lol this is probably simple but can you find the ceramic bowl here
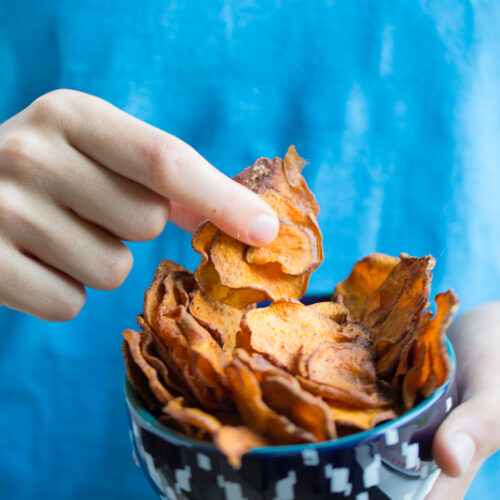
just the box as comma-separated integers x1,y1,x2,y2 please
125,337,457,500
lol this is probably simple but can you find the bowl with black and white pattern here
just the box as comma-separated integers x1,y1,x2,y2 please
125,338,457,500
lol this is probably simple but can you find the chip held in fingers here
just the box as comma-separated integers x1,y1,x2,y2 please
192,146,322,308
122,147,458,468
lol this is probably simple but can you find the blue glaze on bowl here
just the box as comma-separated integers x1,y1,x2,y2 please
125,338,457,500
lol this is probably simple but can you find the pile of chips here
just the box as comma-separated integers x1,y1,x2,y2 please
122,147,459,467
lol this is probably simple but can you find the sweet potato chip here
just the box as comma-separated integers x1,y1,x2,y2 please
334,253,400,321
188,288,249,348
209,231,310,307
233,350,336,440
192,147,322,308
143,260,191,330
308,301,350,324
260,376,336,441
400,291,458,409
297,341,389,409
122,339,162,413
246,222,314,274
330,406,398,432
122,329,174,406
240,300,346,372
214,426,270,468
166,306,232,411
225,358,317,444
307,341,377,388
234,146,318,216
162,397,222,437
244,190,322,276
363,255,435,379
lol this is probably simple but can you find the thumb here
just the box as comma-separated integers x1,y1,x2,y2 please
432,390,500,477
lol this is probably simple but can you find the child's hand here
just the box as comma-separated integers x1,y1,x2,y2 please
0,90,278,321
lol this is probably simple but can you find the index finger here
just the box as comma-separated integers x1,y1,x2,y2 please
41,90,279,246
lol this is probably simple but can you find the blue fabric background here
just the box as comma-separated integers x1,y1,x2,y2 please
0,1,499,498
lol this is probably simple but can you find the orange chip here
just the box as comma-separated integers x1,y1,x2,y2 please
136,316,192,399
244,190,322,276
260,376,336,441
188,288,250,348
225,358,317,444
192,147,322,308
307,341,377,389
233,350,336,440
162,397,222,437
143,260,191,330
209,231,310,307
214,426,270,469
308,301,350,324
330,406,398,432
246,221,314,275
240,300,346,372
122,329,174,406
401,290,458,409
166,305,232,411
234,146,319,216
341,322,373,346
333,253,400,321
298,341,390,409
362,254,435,379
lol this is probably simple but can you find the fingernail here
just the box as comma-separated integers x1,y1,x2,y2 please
248,214,279,245
449,431,475,475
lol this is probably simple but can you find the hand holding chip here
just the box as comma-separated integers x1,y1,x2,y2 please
426,301,500,499
0,90,278,320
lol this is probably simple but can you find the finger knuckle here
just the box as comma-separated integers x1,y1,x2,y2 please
146,136,182,188
0,130,41,174
99,244,133,290
0,181,24,225
29,89,74,125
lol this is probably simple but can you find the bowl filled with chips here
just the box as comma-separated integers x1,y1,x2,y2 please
123,148,459,500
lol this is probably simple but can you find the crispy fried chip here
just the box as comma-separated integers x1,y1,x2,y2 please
245,221,314,274
233,350,336,440
307,341,377,388
364,254,435,379
297,341,389,409
244,190,322,276
400,291,458,409
166,305,232,411
188,288,250,348
143,260,191,330
122,329,174,406
260,376,336,441
214,426,270,468
192,147,322,308
162,397,222,437
225,358,317,444
308,301,350,324
240,300,346,372
330,406,398,432
333,253,400,321
208,231,310,307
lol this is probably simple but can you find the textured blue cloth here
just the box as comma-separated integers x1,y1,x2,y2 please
0,1,499,498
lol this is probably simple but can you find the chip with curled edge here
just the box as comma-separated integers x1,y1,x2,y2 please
239,299,347,372
192,146,322,308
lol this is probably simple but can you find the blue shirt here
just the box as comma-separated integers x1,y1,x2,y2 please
0,1,499,498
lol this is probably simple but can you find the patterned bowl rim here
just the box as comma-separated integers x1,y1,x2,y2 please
125,337,456,456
